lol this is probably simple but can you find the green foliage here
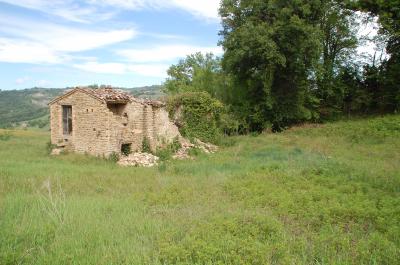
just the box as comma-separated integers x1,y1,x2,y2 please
141,137,152,153
164,52,230,100
156,137,182,161
0,88,62,128
28,117,49,128
46,141,57,155
168,91,224,143
349,0,400,114
220,0,322,131
108,152,120,163
316,1,359,116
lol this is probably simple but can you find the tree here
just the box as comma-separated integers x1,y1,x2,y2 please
350,0,400,112
164,53,230,101
220,0,322,131
317,1,358,116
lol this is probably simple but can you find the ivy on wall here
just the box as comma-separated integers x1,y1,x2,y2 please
167,92,224,143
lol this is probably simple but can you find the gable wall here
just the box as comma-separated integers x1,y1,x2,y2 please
50,91,112,156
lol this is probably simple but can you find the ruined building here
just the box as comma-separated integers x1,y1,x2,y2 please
49,87,181,156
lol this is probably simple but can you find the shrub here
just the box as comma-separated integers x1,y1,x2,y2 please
167,91,224,143
46,141,57,155
156,136,182,161
108,152,119,163
142,137,152,153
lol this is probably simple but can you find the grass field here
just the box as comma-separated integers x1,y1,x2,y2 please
0,115,399,264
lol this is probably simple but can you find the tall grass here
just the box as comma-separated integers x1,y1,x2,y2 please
0,115,399,264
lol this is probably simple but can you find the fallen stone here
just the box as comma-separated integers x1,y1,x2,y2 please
117,152,159,167
51,148,63,156
172,138,218,160
194,138,218,153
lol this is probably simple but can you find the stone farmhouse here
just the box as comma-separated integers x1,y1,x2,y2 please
49,87,181,157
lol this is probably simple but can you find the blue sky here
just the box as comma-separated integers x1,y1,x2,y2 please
0,0,223,90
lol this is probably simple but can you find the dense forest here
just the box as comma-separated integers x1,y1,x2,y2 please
164,0,399,138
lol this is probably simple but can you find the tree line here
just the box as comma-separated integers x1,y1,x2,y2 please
164,0,399,135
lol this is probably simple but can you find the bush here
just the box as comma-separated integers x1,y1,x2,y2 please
108,152,119,163
46,141,57,154
142,137,152,153
167,92,224,143
156,137,182,161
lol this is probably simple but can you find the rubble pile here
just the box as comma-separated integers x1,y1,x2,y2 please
118,152,159,167
172,138,218,160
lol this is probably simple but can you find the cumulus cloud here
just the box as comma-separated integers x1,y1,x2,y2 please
117,44,223,63
73,62,127,74
127,64,170,77
73,61,169,77
0,0,220,22
0,15,136,64
0,38,63,64
91,0,220,21
0,0,115,23
15,76,30,85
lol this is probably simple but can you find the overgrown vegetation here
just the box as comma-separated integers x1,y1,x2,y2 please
155,137,181,161
108,152,120,163
167,91,224,143
0,115,399,264
164,0,399,135
142,137,152,153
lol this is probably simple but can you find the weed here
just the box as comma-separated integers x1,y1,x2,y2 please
142,137,152,153
0,115,399,264
46,140,57,154
108,152,119,163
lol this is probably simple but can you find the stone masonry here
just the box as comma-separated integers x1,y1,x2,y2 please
49,87,181,157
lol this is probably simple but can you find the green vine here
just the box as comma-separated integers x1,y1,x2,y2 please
167,92,224,143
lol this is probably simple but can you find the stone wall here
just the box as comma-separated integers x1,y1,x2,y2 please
50,90,112,156
50,90,181,157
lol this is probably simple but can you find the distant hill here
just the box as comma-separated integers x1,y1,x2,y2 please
0,85,164,128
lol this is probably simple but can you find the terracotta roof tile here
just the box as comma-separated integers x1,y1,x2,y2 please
50,86,165,106
82,87,133,103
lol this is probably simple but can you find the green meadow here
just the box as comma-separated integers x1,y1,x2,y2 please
0,115,399,264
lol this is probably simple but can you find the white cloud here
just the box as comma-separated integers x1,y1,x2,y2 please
0,15,137,52
169,0,220,20
73,62,126,74
73,61,169,77
92,0,220,20
0,38,63,64
0,15,136,64
127,64,169,77
15,76,30,85
0,0,114,23
117,44,223,63
38,79,50,86
0,0,220,22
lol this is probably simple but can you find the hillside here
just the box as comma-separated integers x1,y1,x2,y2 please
0,85,164,128
0,115,399,264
